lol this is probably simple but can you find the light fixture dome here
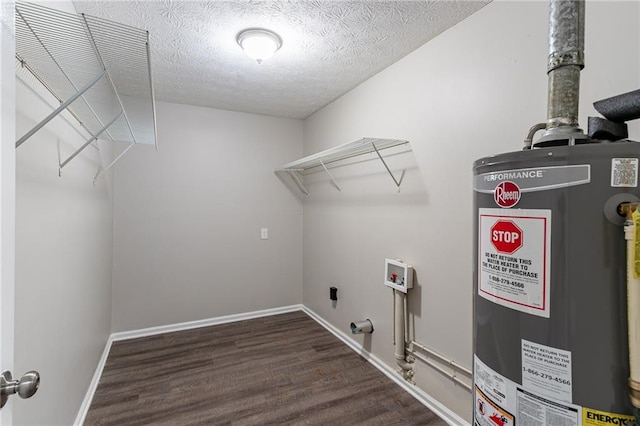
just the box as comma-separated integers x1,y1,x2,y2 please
236,28,282,64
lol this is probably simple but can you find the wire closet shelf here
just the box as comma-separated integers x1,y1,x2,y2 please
276,137,411,194
15,1,157,180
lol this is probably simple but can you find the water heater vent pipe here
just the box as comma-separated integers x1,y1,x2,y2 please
534,0,589,147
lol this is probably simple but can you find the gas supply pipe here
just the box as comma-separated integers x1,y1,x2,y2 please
619,203,640,422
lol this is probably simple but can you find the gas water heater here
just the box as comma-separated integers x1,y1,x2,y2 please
473,1,640,426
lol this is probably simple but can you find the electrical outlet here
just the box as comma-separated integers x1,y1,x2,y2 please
261,228,268,240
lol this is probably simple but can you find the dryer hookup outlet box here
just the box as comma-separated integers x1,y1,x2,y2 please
329,287,338,301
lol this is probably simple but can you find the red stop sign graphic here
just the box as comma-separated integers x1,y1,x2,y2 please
491,220,523,254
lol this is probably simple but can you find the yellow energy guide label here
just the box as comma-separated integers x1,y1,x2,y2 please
583,407,635,426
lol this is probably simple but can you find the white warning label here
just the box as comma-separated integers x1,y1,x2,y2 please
478,208,551,317
475,357,514,426
475,355,583,426
611,158,638,187
516,387,579,426
475,356,509,406
522,339,572,402
476,387,515,426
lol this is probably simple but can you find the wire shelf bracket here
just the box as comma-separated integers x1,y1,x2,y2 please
286,170,309,195
59,110,122,173
15,70,106,148
14,1,157,178
275,137,411,194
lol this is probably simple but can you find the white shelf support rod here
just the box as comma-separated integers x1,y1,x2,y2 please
81,13,138,146
59,110,123,171
372,142,402,190
319,160,341,192
145,33,158,150
15,70,106,148
286,170,309,195
93,142,134,184
17,56,107,147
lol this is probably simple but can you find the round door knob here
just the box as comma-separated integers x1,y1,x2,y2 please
1,370,40,408
17,371,40,399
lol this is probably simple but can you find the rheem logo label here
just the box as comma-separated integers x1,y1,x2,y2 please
494,181,521,208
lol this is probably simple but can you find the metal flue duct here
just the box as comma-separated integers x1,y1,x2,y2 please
535,0,589,147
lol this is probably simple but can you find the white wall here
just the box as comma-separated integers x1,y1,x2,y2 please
111,101,303,332
302,0,640,421
14,72,114,423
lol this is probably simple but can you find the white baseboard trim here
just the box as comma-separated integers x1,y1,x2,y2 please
73,336,113,426
301,306,470,426
110,304,304,342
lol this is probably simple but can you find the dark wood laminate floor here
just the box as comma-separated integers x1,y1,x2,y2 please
84,311,447,425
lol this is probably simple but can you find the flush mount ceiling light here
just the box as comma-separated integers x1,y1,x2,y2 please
236,28,282,64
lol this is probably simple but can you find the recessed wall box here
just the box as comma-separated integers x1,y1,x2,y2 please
384,258,413,293
330,287,338,301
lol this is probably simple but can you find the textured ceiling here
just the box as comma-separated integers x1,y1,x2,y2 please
72,0,490,119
